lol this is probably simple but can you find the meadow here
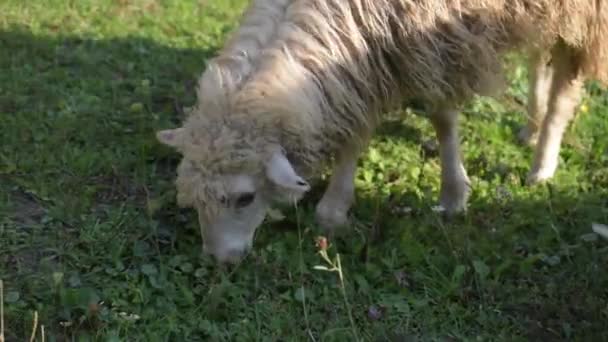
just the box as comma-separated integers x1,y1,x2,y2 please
1,0,607,340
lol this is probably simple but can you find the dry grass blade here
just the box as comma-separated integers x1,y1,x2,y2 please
293,202,316,342
0,279,4,342
313,239,360,342
29,311,38,342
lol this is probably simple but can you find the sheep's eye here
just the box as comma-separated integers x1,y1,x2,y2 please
235,192,255,208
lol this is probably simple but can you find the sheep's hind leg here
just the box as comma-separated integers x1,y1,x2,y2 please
315,142,361,232
518,50,554,146
429,107,471,214
527,43,584,184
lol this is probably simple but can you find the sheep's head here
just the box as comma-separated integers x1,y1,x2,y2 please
156,113,310,263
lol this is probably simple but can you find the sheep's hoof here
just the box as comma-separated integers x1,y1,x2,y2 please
517,126,538,147
439,198,467,216
315,204,350,234
439,179,471,215
526,167,556,185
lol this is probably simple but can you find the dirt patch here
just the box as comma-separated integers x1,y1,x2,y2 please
7,189,47,228
2,188,61,276
92,172,147,207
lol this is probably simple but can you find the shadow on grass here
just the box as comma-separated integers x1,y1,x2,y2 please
0,24,215,119
0,25,216,339
0,24,216,213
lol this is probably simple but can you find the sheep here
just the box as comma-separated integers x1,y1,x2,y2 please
518,44,606,184
156,0,608,263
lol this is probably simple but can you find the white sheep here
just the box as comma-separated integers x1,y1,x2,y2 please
519,45,605,183
157,0,608,263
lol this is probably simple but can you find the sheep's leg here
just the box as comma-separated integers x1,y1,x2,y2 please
518,51,554,146
527,43,584,184
315,143,360,231
429,108,471,214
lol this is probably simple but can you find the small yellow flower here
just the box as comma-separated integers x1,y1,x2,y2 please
580,103,589,113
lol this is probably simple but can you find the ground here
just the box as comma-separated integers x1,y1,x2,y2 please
1,0,607,341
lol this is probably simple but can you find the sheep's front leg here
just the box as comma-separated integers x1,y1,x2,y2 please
527,43,584,184
429,108,471,214
315,143,360,231
518,50,554,146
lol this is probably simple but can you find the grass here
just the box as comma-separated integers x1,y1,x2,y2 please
1,0,607,340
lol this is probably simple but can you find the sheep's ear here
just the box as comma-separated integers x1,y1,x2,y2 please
265,151,310,195
156,128,185,148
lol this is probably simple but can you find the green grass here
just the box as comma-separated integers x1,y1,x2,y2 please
1,1,607,340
